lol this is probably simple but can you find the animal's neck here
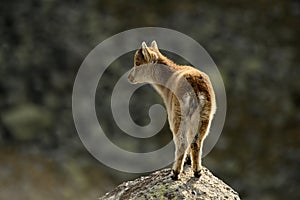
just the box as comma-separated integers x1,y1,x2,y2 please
137,60,178,85
157,55,181,70
150,62,181,104
137,56,181,103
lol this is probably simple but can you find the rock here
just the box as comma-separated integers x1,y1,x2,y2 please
99,166,240,200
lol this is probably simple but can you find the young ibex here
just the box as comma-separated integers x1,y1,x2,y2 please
128,41,216,180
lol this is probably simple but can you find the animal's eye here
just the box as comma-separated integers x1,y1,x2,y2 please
135,61,139,66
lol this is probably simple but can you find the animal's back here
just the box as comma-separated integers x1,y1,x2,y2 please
172,65,216,117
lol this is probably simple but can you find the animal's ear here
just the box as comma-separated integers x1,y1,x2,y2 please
141,41,148,50
151,40,158,49
141,41,158,63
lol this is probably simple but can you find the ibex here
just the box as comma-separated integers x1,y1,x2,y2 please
128,41,216,180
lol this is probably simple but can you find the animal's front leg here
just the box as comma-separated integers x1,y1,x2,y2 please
171,134,188,180
184,149,191,165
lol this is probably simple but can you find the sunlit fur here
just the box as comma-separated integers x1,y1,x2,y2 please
128,41,216,180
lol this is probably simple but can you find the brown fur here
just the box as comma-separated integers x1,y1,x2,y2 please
128,41,216,180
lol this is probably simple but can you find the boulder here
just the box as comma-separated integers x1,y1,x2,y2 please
100,166,240,200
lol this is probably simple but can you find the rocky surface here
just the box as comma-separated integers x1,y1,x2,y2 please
99,166,240,200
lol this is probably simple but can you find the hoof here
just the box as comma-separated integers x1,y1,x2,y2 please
194,170,201,178
171,170,179,180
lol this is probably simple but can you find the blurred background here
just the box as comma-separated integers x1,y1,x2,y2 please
0,0,299,199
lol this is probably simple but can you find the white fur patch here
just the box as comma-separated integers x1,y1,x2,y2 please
199,93,205,107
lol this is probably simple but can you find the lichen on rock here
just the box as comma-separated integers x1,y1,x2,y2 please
99,166,240,200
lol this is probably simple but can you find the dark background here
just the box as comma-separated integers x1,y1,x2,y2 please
0,0,299,199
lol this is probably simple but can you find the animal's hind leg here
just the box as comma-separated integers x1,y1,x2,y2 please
190,140,202,178
191,119,210,178
171,133,188,180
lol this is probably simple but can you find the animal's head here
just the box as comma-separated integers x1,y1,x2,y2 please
128,41,160,83
134,41,160,66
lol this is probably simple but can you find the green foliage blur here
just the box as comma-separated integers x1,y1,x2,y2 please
0,0,299,199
